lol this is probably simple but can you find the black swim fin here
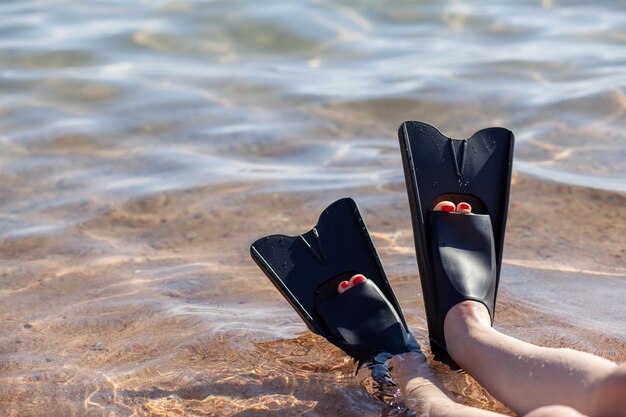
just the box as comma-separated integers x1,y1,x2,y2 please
250,198,419,361
398,121,514,367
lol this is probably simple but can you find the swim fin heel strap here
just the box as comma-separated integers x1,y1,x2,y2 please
250,198,418,361
399,121,514,367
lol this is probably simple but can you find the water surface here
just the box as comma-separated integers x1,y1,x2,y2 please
1,0,625,416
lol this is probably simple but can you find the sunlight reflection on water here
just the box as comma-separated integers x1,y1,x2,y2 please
0,0,624,416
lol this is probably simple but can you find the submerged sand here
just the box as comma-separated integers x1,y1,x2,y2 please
1,172,624,416
1,0,625,415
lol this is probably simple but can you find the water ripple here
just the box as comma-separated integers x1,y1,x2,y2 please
1,0,625,416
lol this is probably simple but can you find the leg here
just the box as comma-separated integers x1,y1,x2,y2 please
590,362,626,417
444,300,620,416
390,353,589,417
525,406,588,417
390,352,510,417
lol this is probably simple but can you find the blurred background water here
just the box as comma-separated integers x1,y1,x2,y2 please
0,0,625,416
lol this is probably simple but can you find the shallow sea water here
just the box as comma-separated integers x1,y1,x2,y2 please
0,0,625,416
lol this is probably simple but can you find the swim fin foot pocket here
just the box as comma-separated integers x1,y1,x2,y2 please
250,198,419,361
316,279,413,358
428,211,497,363
399,121,514,368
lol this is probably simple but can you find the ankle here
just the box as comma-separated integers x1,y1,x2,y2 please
443,301,491,363
447,300,491,327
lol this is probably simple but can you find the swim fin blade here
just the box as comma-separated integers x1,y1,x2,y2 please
250,198,419,361
398,121,514,367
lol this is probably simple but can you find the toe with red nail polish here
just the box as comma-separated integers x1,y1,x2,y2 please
338,280,352,294
457,202,472,214
434,201,456,212
350,274,366,286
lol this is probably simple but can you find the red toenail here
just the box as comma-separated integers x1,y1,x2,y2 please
351,275,366,285
458,203,470,210
441,205,454,212
339,281,350,289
